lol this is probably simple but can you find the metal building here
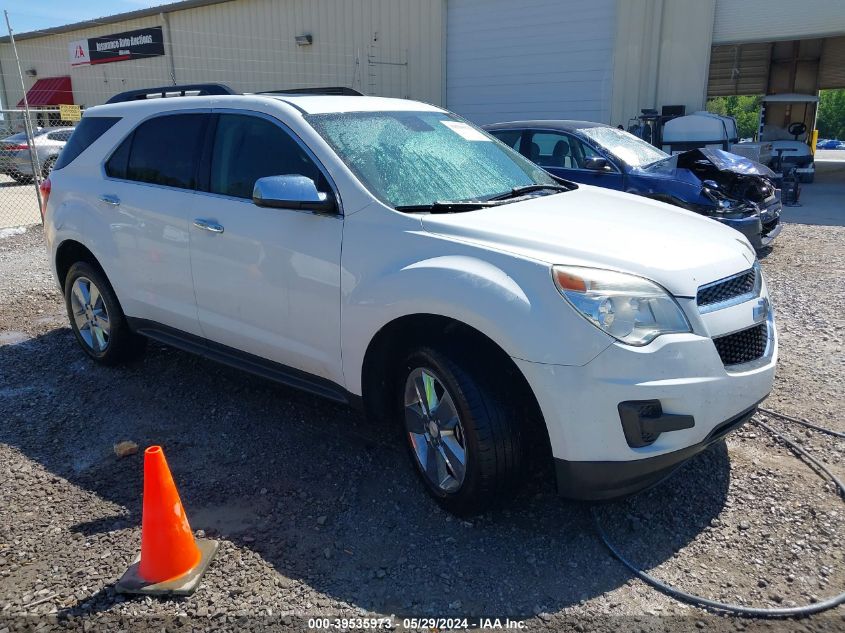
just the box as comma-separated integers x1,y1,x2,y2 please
0,0,445,115
0,0,843,127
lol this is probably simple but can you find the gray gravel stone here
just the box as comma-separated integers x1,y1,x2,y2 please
0,224,842,632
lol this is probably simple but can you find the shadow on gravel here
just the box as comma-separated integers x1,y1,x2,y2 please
0,328,731,619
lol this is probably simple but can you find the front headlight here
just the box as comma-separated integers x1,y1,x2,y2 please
552,266,691,346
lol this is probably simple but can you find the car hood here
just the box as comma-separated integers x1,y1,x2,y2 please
420,185,756,298
638,147,776,179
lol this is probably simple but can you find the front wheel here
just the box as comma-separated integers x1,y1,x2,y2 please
400,347,524,516
64,261,146,365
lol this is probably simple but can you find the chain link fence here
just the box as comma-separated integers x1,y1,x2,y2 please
0,107,79,229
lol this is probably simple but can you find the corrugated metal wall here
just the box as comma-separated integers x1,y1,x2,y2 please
446,0,616,124
0,0,444,109
713,0,845,45
0,14,169,109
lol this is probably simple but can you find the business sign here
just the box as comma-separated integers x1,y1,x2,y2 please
69,39,90,66
59,104,82,121
68,27,165,66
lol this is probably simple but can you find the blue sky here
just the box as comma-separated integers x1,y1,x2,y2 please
3,0,167,35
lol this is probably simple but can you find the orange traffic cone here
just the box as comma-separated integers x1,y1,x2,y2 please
116,446,218,596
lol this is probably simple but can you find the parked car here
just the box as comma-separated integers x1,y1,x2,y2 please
43,87,776,514
816,138,843,150
0,126,75,183
484,120,782,251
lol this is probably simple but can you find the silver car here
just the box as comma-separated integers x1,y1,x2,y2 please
0,127,75,183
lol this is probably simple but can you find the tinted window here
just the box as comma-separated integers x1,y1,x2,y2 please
106,133,132,179
490,130,522,150
126,114,207,189
209,114,326,199
53,117,120,170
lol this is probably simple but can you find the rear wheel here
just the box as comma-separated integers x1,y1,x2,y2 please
64,262,146,365
400,347,524,516
41,156,56,178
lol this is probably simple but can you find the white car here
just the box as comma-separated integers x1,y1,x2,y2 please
42,85,776,515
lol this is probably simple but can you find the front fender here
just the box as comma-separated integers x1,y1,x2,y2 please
340,208,612,395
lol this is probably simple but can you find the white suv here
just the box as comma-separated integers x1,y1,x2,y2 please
43,85,776,514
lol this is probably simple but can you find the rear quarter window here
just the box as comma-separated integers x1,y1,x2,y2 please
53,117,120,170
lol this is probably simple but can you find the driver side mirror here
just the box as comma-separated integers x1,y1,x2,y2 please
252,175,337,214
583,156,612,172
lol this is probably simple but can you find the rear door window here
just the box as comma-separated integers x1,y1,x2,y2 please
208,114,327,199
122,114,208,190
53,117,120,170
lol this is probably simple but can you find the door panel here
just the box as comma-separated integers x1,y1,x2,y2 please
104,112,209,336
189,113,343,383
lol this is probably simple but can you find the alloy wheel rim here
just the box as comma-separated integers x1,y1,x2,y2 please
403,367,467,493
70,276,111,353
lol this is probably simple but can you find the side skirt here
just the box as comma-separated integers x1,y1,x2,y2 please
126,317,361,409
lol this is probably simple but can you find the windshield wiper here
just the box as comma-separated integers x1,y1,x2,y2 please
486,183,572,201
395,201,497,214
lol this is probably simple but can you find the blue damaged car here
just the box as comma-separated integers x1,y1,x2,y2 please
484,120,782,250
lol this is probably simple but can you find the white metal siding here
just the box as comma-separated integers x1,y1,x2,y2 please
446,0,616,124
713,0,845,44
0,0,445,109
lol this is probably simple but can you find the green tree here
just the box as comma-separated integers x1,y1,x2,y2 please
705,95,762,139
817,89,845,140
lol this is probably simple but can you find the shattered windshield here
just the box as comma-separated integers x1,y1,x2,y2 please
307,111,556,208
578,127,669,168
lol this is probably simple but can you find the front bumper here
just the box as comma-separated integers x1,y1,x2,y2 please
554,402,758,499
717,200,782,250
514,302,776,500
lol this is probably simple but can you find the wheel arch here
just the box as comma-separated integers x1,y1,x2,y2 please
55,239,107,291
360,313,552,466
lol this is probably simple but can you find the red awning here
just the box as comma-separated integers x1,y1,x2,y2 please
17,76,73,107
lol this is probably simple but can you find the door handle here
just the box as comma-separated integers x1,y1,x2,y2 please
193,218,224,234
99,194,120,206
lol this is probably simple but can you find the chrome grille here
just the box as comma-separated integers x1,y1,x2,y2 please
697,267,757,309
713,323,768,366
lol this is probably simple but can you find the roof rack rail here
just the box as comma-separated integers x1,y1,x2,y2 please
105,83,237,104
257,86,363,96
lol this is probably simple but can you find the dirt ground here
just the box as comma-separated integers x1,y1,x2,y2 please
0,224,843,632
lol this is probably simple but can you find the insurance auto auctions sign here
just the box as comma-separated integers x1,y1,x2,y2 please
69,27,165,66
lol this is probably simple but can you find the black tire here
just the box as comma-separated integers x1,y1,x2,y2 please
398,346,524,516
64,261,146,365
41,156,56,179
798,171,814,184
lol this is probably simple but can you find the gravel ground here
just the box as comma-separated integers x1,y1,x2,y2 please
0,224,843,632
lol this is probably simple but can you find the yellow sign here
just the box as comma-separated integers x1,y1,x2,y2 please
59,104,81,122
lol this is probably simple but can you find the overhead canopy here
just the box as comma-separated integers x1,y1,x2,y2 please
17,76,73,107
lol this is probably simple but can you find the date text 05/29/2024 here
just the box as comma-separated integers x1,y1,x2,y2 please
308,617,526,629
